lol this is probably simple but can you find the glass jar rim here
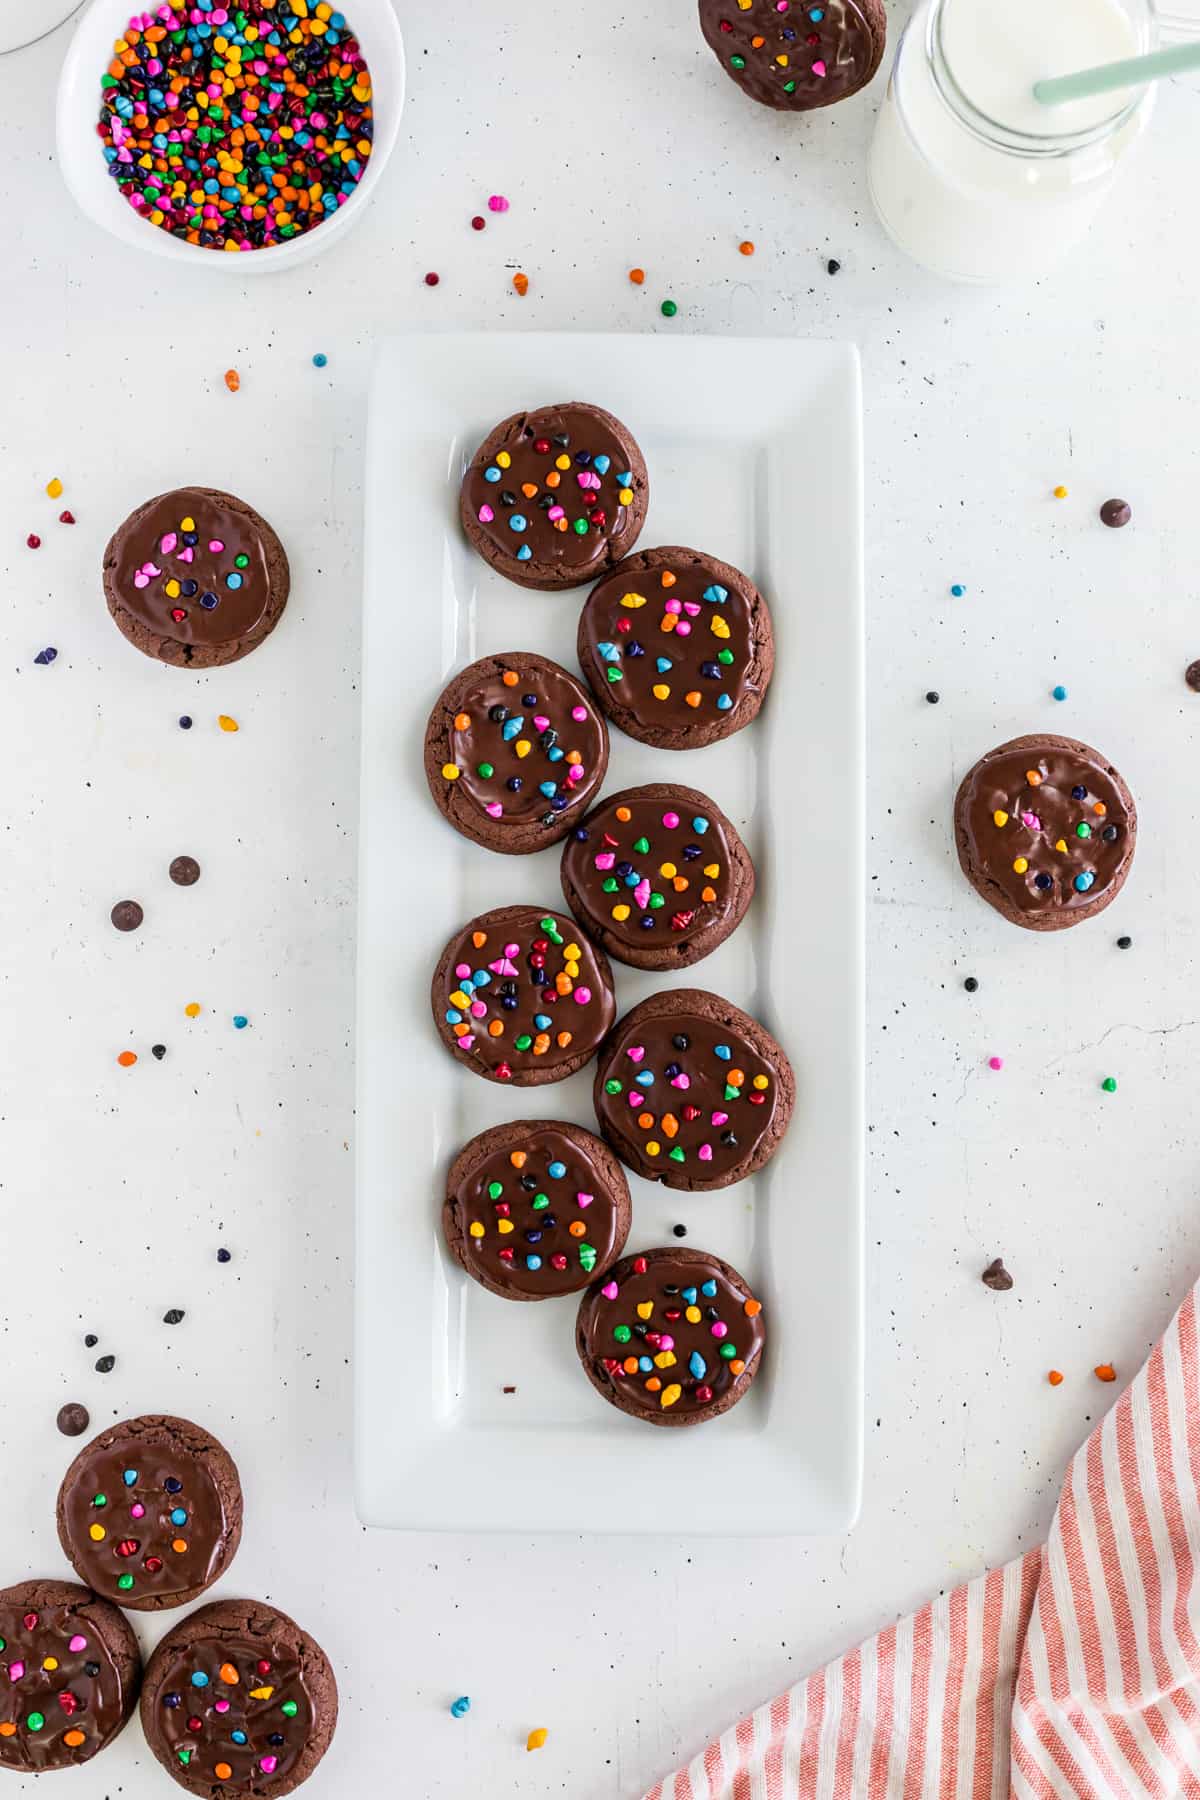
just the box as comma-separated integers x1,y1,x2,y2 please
927,0,1155,156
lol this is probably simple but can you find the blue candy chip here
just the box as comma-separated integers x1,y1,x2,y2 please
714,1044,731,1061
502,718,523,740
635,1070,654,1087
516,545,532,561
656,657,672,673
701,1279,718,1298
509,514,528,532
123,1470,138,1487
548,1161,567,1179
689,1351,707,1379
526,1255,542,1271
484,466,501,483
692,817,709,833
702,585,729,604
539,781,557,798
593,454,611,474
534,1014,552,1031
681,1287,698,1305
716,695,734,711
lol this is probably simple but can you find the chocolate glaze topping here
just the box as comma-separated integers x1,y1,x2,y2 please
106,487,271,648
59,1432,230,1606
699,0,882,110
152,1633,312,1791
0,1598,131,1770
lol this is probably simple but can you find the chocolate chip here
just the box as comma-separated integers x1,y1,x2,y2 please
162,1308,185,1325
110,900,144,932
1186,661,1200,694
672,1034,690,1050
56,1403,90,1437
672,1224,687,1238
152,1044,167,1060
84,1662,101,1679
1117,935,1132,949
502,1385,517,1394
827,258,841,274
169,856,201,887
178,716,192,730
94,1354,116,1373
963,976,979,992
1099,498,1131,528
981,1257,1013,1292
83,1334,98,1348
925,691,939,704
216,1248,232,1263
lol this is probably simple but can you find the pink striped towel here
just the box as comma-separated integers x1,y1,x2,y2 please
645,1281,1200,1799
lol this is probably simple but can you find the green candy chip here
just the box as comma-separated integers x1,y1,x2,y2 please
614,1324,632,1344
604,1079,623,1096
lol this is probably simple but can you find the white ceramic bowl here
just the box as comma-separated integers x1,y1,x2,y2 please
56,0,405,274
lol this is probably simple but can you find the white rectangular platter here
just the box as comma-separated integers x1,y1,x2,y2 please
356,332,864,1534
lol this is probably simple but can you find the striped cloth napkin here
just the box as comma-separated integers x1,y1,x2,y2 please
644,1280,1200,1799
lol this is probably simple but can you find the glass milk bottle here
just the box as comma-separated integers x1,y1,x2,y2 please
868,0,1158,282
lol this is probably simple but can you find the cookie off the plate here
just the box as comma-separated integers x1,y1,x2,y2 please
954,734,1136,930
698,0,886,111
0,1579,141,1772
577,546,774,749
424,652,609,854
576,1247,766,1426
443,1119,631,1301
459,402,648,590
593,989,794,1190
560,784,755,970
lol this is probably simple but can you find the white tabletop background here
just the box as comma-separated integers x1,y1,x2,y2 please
2,3,1198,1795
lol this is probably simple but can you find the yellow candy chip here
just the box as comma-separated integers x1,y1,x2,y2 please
497,1219,514,1235
659,862,677,879
495,451,511,468
710,616,731,639
776,52,789,64
1055,839,1068,853
646,1141,661,1157
218,715,239,732
564,944,582,960
555,454,571,471
993,810,1009,828
249,1687,274,1702
753,1074,769,1090
442,763,459,781
660,1384,683,1408
164,580,181,599
652,684,671,700
704,864,721,879
42,1658,58,1672
636,1301,654,1320
1013,857,1029,874
46,478,63,499
527,1729,548,1752
612,905,631,921
180,516,195,532
185,1002,202,1018
618,487,634,506
686,1305,702,1323
89,1524,106,1542
469,1222,485,1238
620,592,647,609
654,1351,677,1369
450,990,471,1009
515,740,532,759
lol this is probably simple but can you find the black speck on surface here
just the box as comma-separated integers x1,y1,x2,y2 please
94,1354,115,1373
84,1333,98,1348
963,977,978,993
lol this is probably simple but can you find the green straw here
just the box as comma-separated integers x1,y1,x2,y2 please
1034,39,1200,105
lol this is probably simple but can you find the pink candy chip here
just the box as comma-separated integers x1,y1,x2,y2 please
68,1636,87,1654
577,1192,593,1207
8,1663,24,1682
626,1045,645,1062
712,1320,729,1338
454,962,471,978
671,1072,690,1089
533,715,550,732
594,852,615,870
812,57,827,75
711,1110,729,1126
485,802,503,818
662,811,680,829
675,621,692,637
682,601,701,617
159,532,177,554
571,705,587,722
664,598,682,615
574,986,592,1005
260,1759,278,1776
698,1143,713,1162
478,504,494,524
602,1281,619,1300
470,1000,487,1018
208,539,224,554
488,194,510,213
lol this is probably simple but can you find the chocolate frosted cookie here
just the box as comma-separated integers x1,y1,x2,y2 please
593,989,793,1190
460,403,649,590
103,487,289,668
698,0,886,111
578,547,773,749
425,653,609,854
56,1415,243,1611
0,1579,140,1772
432,905,616,1085
576,1248,766,1426
561,785,755,970
140,1599,337,1797
444,1120,631,1301
954,735,1137,931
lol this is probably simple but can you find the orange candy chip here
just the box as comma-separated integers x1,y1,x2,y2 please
628,267,645,285
512,272,529,296
63,1729,86,1749
117,1051,137,1068
1095,1363,1117,1383
1048,1370,1065,1387
219,1662,239,1685
223,369,240,393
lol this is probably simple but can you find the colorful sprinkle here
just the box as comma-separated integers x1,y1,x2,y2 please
313,353,328,368
424,272,440,287
1048,1370,1064,1386
738,240,755,255
988,1056,1003,1071
46,478,63,499
488,194,510,212
218,715,239,733
1095,1363,1117,1382
512,272,529,296
1053,485,1069,499
629,266,645,284
527,1728,548,1752
233,1015,249,1030
950,583,965,597
1101,1076,1117,1092
1052,684,1068,701
660,299,678,318
34,648,58,665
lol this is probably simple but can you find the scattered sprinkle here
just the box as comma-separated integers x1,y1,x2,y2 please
56,1403,90,1438
1100,497,1131,528
424,271,440,287
1094,1363,1116,1383
988,1056,1003,1071
672,1224,688,1238
216,1248,232,1264
84,1334,98,1349
981,1257,1013,1292
628,267,645,284
1052,684,1068,702
94,1355,115,1374
450,1698,470,1719
925,690,939,704
512,272,529,296
527,1729,548,1752
151,1045,167,1061
502,1385,516,1394
117,1051,138,1068
1101,1076,1117,1093
26,533,41,549
950,583,965,597
185,1003,202,1018
488,194,510,213
110,900,144,933
224,370,241,393
179,716,193,730
33,648,57,666
163,1309,185,1326
471,215,486,231
963,976,979,993
218,715,239,733
738,239,755,256
1053,484,1068,499
1048,1370,1064,1387
312,353,328,368
46,478,63,499
660,299,678,318
1117,936,1132,949
827,258,841,274
59,511,75,525
233,1015,249,1030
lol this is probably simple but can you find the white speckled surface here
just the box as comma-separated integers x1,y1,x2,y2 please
1,3,1198,1795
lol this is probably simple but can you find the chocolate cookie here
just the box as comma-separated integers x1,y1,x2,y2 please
0,1579,140,1772
593,989,794,1190
432,905,616,1085
459,403,649,591
444,1120,632,1301
698,0,886,111
103,487,290,668
424,653,609,854
954,735,1137,931
140,1599,337,1797
576,1248,766,1426
561,784,755,971
577,547,774,749
56,1414,243,1611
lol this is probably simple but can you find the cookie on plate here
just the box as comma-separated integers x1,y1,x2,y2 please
140,1599,337,1797
593,989,794,1191
576,1247,766,1426
698,0,886,111
459,403,649,590
103,487,289,668
577,546,774,749
56,1414,243,1611
424,652,609,854
432,905,616,1085
0,1578,141,1772
954,734,1136,931
444,1119,632,1301
560,784,755,970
